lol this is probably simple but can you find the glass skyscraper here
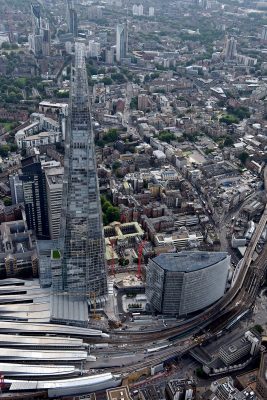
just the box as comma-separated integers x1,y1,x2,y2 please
53,43,107,302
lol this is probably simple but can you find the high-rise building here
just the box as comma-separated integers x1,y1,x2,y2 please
116,24,128,62
41,21,51,56
257,352,267,399
20,155,49,240
88,5,103,20
105,47,115,64
261,25,267,42
132,4,143,16
54,43,107,301
9,174,24,205
29,2,50,57
66,0,78,37
148,7,155,17
223,36,237,61
31,2,41,35
88,40,101,58
146,251,230,315
45,167,64,240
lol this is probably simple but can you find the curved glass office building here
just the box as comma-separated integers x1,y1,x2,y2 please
146,251,230,316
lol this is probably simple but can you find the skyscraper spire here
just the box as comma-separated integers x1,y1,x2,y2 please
54,43,107,302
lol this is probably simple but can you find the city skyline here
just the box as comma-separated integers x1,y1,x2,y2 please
0,0,267,398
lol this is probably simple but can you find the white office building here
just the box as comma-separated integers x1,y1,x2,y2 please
116,24,128,62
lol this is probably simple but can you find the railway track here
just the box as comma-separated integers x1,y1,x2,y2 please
104,205,267,355
97,174,267,372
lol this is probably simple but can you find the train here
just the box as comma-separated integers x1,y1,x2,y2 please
145,343,171,354
225,309,250,331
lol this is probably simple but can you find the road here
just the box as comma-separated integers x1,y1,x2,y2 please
90,168,267,377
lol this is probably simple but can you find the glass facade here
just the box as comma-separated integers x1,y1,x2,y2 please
146,252,230,316
54,43,107,301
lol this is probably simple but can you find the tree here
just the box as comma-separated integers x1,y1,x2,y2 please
10,143,18,152
158,131,176,143
102,77,113,85
105,129,118,143
224,136,234,147
238,151,249,165
196,367,207,379
1,42,10,50
0,144,10,157
227,106,250,120
119,258,130,266
111,73,126,84
130,96,138,110
253,324,263,334
106,206,120,223
101,195,120,224
220,114,239,125
3,197,12,206
112,161,121,171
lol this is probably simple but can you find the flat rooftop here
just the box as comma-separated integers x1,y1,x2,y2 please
152,251,228,273
107,386,132,400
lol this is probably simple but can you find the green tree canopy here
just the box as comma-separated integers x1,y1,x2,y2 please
158,131,176,143
238,151,249,165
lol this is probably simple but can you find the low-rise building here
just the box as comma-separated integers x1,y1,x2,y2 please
104,221,144,246
166,378,196,400
0,217,38,279
107,386,132,400
219,331,261,367
256,352,267,399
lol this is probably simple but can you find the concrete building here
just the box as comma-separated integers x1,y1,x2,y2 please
154,230,203,249
0,217,38,279
166,379,196,400
15,113,61,149
104,221,144,246
107,386,132,400
210,376,258,400
88,40,101,58
146,251,230,315
149,7,155,17
133,4,144,16
45,167,64,240
105,47,115,64
223,36,237,61
219,330,261,366
29,2,50,57
256,352,267,399
138,94,150,111
116,24,128,62
66,0,78,37
88,5,103,20
21,131,60,149
261,25,267,42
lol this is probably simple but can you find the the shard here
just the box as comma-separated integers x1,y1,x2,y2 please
53,43,107,302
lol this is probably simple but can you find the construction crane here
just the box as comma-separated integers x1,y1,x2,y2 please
136,240,146,280
89,292,101,320
108,241,116,277
0,375,5,392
